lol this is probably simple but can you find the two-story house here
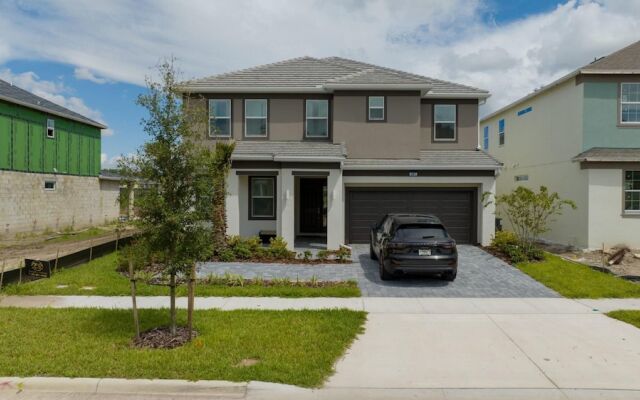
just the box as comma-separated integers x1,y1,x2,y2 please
0,78,120,237
481,40,640,249
180,57,500,250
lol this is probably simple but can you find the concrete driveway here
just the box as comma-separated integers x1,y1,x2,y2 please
199,245,558,298
327,302,640,393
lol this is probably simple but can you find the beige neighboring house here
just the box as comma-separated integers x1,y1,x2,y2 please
481,40,640,249
180,57,500,250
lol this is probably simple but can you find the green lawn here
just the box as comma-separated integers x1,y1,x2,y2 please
607,310,640,329
0,308,366,387
2,253,361,297
517,253,640,298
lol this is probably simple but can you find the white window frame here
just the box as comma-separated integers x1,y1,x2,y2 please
46,119,55,139
368,96,385,121
433,104,457,142
208,99,232,137
44,180,56,191
620,83,640,125
244,99,268,137
250,176,276,219
305,99,329,138
624,170,640,213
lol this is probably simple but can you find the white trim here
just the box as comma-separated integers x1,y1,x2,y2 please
305,99,329,138
624,170,640,212
208,99,232,137
244,99,268,138
620,82,640,125
433,104,456,142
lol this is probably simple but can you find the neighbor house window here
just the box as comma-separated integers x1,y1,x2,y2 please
244,99,268,137
44,180,56,191
624,170,640,213
305,99,329,138
498,119,505,146
621,83,640,124
434,104,456,141
250,176,275,219
367,96,385,121
483,126,489,150
208,99,231,137
46,119,55,138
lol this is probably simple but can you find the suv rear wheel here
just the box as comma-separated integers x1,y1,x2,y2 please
379,256,393,280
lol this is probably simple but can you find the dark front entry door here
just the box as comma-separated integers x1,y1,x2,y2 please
300,178,327,234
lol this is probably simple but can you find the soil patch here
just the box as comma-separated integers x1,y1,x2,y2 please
235,358,261,367
132,326,198,349
541,243,640,279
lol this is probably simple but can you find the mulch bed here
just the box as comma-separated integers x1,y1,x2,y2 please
480,246,514,265
210,257,352,265
132,326,198,349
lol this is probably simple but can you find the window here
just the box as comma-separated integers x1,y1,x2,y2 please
621,83,640,124
498,119,505,146
250,176,275,219
434,104,456,141
367,96,385,121
46,119,55,138
624,171,640,213
305,99,329,138
483,126,489,150
44,180,56,191
244,99,268,137
208,99,231,137
515,175,529,182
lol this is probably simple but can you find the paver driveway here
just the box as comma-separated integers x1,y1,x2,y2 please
198,245,558,298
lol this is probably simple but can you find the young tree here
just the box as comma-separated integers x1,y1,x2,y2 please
495,186,576,253
120,59,213,336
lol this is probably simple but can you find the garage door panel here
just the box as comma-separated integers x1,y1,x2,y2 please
347,188,475,244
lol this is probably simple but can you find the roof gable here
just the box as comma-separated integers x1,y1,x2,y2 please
581,40,640,73
0,79,106,129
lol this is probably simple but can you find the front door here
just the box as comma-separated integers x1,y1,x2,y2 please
300,178,327,234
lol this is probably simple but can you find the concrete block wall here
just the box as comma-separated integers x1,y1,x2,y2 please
0,170,120,238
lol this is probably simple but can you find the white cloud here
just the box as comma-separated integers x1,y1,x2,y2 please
0,68,112,132
0,0,638,115
101,152,122,169
74,67,111,84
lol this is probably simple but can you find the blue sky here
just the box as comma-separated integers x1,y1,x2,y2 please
0,0,638,168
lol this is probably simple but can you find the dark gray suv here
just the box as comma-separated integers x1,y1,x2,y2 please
370,214,458,281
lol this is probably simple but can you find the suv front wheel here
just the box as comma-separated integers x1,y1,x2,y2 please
379,255,393,281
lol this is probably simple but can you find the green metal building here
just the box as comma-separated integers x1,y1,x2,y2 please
0,78,105,176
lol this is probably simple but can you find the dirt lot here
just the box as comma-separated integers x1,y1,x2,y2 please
543,243,640,279
0,225,136,272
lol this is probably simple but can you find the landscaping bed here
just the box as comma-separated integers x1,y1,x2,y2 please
0,308,366,387
542,243,640,281
2,253,361,297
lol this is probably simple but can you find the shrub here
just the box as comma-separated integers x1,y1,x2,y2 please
303,250,312,261
218,248,236,262
316,250,330,262
335,246,352,262
491,230,543,264
268,236,294,259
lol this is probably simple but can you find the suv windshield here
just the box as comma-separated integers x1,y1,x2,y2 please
393,224,448,241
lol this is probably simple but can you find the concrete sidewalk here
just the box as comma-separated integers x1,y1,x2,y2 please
1,294,640,313
2,377,640,400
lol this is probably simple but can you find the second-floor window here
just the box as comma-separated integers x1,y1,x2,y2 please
368,96,385,121
46,119,55,138
245,99,268,137
483,126,489,150
209,99,231,137
621,83,640,124
498,119,505,146
434,104,456,141
624,170,640,213
305,99,329,138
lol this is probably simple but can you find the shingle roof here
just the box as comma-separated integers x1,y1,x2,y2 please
0,79,106,129
581,40,640,73
343,149,502,170
232,140,347,162
181,57,489,98
572,147,640,162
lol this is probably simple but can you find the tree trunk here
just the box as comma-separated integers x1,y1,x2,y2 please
187,263,196,340
129,260,140,339
169,272,177,336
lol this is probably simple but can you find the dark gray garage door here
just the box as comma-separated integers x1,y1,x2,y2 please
346,188,476,244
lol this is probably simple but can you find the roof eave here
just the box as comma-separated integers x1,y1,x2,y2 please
323,83,432,94
342,164,501,171
579,69,640,75
177,86,328,94
423,92,491,100
0,94,107,129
